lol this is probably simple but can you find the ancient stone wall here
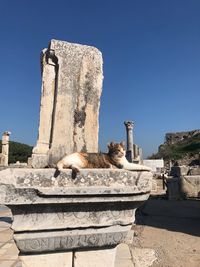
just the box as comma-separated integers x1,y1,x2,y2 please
165,130,200,145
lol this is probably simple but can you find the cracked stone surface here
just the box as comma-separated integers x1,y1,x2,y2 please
31,39,103,168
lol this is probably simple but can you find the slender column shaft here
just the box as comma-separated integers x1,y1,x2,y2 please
1,131,11,166
124,121,134,162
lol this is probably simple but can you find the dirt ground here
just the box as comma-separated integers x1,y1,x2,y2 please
132,198,200,267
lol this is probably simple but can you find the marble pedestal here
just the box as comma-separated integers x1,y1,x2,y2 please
0,168,152,267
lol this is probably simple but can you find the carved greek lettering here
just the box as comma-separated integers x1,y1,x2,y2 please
54,237,61,249
78,235,87,247
113,232,125,243
60,236,68,247
74,212,89,219
40,238,49,250
16,231,128,253
29,239,41,250
87,235,98,246
110,210,121,219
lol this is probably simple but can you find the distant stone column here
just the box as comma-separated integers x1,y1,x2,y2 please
133,144,138,158
124,121,134,162
138,147,143,164
0,131,11,166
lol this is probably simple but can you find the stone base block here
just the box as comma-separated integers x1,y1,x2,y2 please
30,154,49,168
74,247,116,267
130,247,157,267
180,175,200,198
170,166,189,177
166,178,180,200
20,251,72,267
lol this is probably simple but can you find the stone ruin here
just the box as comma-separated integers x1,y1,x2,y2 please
0,131,11,167
0,39,152,267
31,39,103,168
124,121,143,163
166,164,200,200
165,130,200,145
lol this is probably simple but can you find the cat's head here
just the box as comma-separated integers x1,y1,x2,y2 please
107,141,126,159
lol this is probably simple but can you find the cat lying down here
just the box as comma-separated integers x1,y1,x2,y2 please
57,142,152,176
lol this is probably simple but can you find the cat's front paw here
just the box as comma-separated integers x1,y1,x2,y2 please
117,164,123,169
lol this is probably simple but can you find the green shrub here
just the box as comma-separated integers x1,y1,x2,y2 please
0,140,33,163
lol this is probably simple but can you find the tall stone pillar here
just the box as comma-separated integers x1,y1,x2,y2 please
32,49,58,158
124,121,134,162
0,131,11,166
31,39,103,168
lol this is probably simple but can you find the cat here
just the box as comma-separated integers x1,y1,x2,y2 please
56,141,152,177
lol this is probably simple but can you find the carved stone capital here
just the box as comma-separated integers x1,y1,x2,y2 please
124,121,134,130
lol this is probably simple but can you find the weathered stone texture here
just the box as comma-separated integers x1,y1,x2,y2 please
188,167,200,175
0,131,11,166
170,166,189,177
31,39,103,168
0,168,152,256
180,175,200,198
20,252,72,267
74,248,117,267
166,175,200,199
15,225,129,253
165,130,200,145
0,168,152,204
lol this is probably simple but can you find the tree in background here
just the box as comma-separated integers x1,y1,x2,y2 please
0,140,33,163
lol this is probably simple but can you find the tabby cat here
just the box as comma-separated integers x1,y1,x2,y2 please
57,142,151,175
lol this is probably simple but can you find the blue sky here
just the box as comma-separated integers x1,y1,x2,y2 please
0,0,200,157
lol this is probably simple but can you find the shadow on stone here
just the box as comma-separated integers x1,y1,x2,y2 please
0,216,12,224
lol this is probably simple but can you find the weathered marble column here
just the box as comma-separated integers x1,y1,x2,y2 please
124,121,134,162
0,131,11,166
0,168,152,267
32,49,58,159
31,40,103,168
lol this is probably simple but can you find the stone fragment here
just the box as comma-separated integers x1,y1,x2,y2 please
166,177,181,200
130,247,157,267
74,247,116,267
180,175,200,198
188,167,200,175
170,166,189,177
19,252,72,267
15,225,129,253
115,243,133,267
31,39,103,168
0,131,11,167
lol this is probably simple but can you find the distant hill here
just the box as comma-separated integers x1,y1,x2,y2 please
148,130,200,165
0,140,33,164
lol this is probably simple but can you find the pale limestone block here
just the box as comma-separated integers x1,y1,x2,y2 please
0,131,11,166
31,39,103,168
115,243,134,267
74,247,116,267
32,49,56,155
130,247,157,267
20,252,72,267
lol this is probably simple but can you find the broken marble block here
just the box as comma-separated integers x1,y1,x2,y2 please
31,39,103,168
0,168,152,267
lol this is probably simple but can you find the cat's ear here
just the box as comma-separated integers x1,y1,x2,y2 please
120,141,126,149
108,142,114,149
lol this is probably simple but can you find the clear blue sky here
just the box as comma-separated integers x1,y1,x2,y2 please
0,0,200,158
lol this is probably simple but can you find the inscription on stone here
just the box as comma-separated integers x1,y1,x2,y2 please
13,208,135,231
16,231,127,253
